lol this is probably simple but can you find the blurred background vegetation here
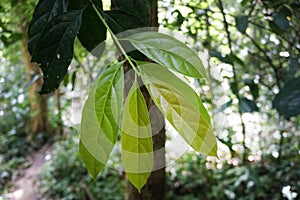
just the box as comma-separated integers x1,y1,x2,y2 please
0,0,299,199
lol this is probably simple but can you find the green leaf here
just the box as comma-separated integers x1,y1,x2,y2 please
230,54,245,67
218,99,233,112
80,63,123,180
79,141,105,180
173,10,184,27
31,11,82,94
235,15,248,33
241,0,250,6
102,10,148,61
239,97,259,113
209,50,223,60
230,82,239,96
94,62,124,143
138,62,217,156
28,0,69,54
273,77,300,119
71,71,77,91
127,32,207,79
278,5,292,18
121,81,153,192
269,21,284,34
272,13,290,31
68,1,107,52
286,57,299,81
111,0,151,26
209,50,233,65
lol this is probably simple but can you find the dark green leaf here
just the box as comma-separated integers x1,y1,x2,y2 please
111,0,151,26
209,50,223,60
31,11,82,94
28,0,69,54
239,97,258,113
173,10,184,27
273,77,300,119
241,0,250,6
269,21,284,34
230,82,239,96
244,79,259,99
286,57,299,81
103,10,146,34
68,1,107,52
289,57,299,75
63,72,69,86
218,99,233,112
230,54,245,67
235,15,248,33
273,13,290,31
279,5,292,17
71,71,77,91
209,50,233,65
102,11,149,61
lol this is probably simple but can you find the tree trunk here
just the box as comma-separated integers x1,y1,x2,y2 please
16,0,51,142
20,36,51,142
124,1,166,199
55,89,64,135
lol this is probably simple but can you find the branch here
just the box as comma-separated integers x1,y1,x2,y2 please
244,32,282,89
217,0,248,162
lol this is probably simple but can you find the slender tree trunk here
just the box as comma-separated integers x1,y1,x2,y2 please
55,89,64,135
16,0,51,142
21,37,51,141
124,1,167,199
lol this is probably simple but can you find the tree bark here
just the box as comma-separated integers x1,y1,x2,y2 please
16,0,51,141
20,37,51,141
124,1,166,199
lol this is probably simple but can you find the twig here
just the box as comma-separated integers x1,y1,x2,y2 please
81,183,95,200
244,32,281,89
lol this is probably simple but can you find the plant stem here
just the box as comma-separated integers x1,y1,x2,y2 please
91,4,139,74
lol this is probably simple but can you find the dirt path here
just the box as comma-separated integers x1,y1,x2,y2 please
4,144,53,200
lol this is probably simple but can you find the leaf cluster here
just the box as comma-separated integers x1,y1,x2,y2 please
29,0,218,192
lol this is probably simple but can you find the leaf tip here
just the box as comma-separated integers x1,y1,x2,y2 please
207,143,219,158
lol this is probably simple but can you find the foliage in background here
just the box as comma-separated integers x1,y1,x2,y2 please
160,0,300,160
1,0,300,199
0,0,63,192
166,149,299,200
0,37,30,192
40,132,125,200
161,0,300,119
159,0,300,198
38,132,299,200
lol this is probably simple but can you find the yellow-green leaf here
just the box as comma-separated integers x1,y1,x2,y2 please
121,81,153,192
79,141,105,180
95,62,124,143
80,62,123,180
139,62,217,156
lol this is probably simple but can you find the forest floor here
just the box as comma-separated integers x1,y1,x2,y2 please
4,144,53,200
